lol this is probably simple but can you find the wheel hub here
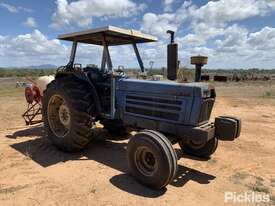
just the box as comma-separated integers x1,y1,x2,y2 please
135,146,157,176
58,104,70,128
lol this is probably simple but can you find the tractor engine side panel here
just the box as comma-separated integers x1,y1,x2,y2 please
120,92,190,123
116,79,202,128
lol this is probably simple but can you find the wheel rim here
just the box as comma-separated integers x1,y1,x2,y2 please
47,94,71,138
58,104,71,128
135,146,158,176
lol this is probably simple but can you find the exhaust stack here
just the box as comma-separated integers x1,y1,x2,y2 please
191,56,208,82
167,30,178,81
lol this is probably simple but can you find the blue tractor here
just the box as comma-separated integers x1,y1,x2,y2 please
43,26,241,189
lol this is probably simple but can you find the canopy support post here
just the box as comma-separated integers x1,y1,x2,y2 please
101,36,113,71
133,43,145,72
67,41,78,70
101,35,116,119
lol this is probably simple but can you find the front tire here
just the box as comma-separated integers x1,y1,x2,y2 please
127,130,177,189
42,76,97,152
179,137,218,158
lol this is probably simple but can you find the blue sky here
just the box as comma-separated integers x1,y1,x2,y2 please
0,0,275,69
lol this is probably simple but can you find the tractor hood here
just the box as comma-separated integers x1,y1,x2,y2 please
116,78,215,126
116,79,211,98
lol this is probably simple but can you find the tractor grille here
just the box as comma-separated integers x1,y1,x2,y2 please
198,98,214,124
125,95,182,121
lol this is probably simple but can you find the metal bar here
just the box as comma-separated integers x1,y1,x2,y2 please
110,77,116,119
22,102,42,125
101,47,107,71
125,103,180,114
105,46,113,71
101,35,115,119
102,36,113,71
126,95,182,105
68,41,78,67
124,112,179,123
126,100,181,111
133,43,145,72
126,98,182,107
195,64,202,82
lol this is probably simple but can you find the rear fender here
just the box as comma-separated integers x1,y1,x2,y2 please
55,72,102,115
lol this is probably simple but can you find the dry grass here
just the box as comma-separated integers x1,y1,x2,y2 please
213,81,275,98
229,171,250,185
0,185,29,194
246,177,270,194
0,78,25,97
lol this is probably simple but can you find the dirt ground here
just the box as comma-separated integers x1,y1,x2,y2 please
0,78,274,206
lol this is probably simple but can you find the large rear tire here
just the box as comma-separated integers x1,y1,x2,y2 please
42,76,97,152
179,137,218,158
127,130,177,189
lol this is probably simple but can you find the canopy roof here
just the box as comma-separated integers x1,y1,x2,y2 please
58,25,158,46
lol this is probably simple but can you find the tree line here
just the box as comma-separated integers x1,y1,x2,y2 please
0,68,56,77
1,67,275,78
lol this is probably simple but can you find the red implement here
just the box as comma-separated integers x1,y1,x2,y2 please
22,85,43,125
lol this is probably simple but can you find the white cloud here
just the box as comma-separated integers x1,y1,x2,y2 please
189,0,268,27
247,27,275,50
0,30,106,67
212,26,275,68
23,17,38,28
141,1,193,38
0,30,68,66
0,2,32,13
10,30,65,57
139,0,275,68
141,13,178,37
1,0,275,69
51,0,145,28
1,26,275,68
163,0,174,12
171,0,275,43
171,0,275,41
0,3,17,13
215,25,248,50
177,34,206,48
182,0,275,65
164,0,174,4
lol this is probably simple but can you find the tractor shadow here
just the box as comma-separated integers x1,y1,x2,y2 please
10,128,128,171
6,124,44,139
9,126,216,197
174,148,211,162
170,165,216,187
